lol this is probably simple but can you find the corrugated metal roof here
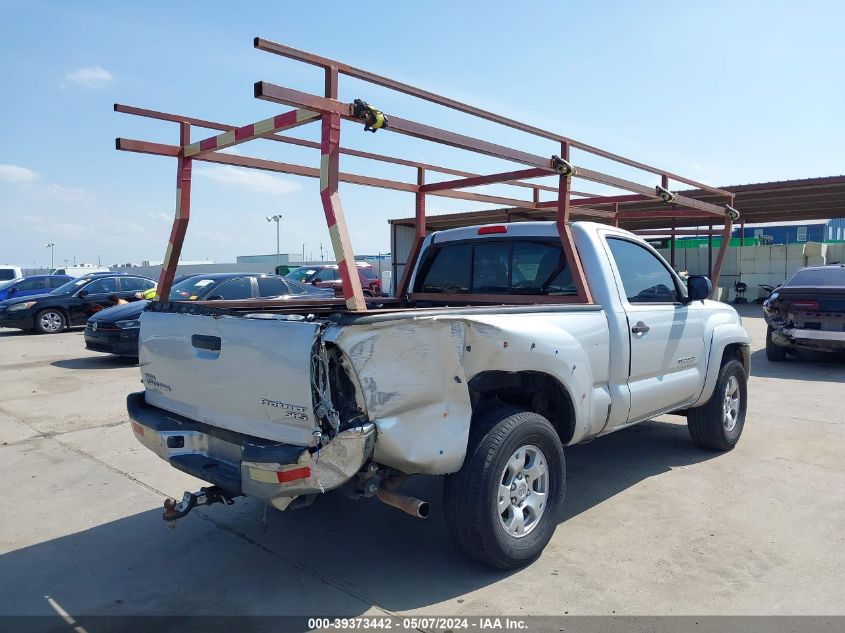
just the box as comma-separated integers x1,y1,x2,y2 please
390,175,845,232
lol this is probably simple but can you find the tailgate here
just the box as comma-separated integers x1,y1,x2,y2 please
139,310,321,445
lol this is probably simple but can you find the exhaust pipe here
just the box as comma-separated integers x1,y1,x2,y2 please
375,481,430,519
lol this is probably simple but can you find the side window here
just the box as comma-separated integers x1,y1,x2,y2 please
82,277,117,294
607,238,678,304
211,277,253,300
17,278,46,291
415,244,472,293
511,243,574,295
256,277,289,297
120,277,153,292
313,268,333,282
48,277,69,289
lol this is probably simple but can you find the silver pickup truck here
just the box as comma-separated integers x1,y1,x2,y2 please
128,221,750,568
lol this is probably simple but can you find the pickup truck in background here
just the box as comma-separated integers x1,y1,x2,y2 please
128,220,750,568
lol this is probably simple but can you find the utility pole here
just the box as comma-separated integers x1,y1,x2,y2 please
266,214,282,270
45,243,55,269
320,242,324,261
302,243,305,264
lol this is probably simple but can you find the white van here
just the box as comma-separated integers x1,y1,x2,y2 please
50,266,111,278
0,265,23,281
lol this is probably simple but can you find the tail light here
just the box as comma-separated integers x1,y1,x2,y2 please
478,225,507,235
791,300,818,310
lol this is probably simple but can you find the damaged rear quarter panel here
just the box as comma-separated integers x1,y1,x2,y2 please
327,319,472,474
327,308,610,475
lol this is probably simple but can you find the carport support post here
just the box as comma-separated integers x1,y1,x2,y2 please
708,223,714,276
556,141,593,303
396,167,426,298
710,201,734,297
670,217,677,268
157,122,192,300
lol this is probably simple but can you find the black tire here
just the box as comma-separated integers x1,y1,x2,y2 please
687,359,747,451
765,326,787,362
443,408,565,569
34,309,66,334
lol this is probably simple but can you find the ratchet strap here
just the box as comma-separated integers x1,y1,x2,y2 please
655,184,675,204
550,154,576,177
351,99,388,133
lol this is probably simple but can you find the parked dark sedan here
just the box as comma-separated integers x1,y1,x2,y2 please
0,273,156,334
85,273,332,357
763,264,845,360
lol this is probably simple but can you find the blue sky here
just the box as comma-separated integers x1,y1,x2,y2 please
1,1,843,268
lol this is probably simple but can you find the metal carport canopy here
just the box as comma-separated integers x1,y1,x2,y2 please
389,175,845,232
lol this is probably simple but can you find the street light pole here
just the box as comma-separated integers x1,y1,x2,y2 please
45,243,55,269
266,215,282,270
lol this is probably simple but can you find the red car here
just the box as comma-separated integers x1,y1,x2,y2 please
286,262,382,297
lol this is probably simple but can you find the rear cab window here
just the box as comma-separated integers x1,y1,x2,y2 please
413,239,575,296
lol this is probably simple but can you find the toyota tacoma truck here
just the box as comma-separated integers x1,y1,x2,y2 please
128,220,750,568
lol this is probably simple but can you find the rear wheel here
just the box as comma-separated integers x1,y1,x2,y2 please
766,326,787,362
34,309,66,334
687,359,747,451
444,408,565,569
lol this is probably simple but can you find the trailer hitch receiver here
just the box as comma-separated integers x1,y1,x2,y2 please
163,486,238,526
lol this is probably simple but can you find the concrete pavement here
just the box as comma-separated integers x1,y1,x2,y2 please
1,305,843,624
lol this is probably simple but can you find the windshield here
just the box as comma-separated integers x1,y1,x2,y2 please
168,277,220,300
359,266,377,280
285,267,318,282
787,267,845,287
51,278,90,294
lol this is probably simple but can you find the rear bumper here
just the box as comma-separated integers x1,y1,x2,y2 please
771,327,845,352
127,392,375,509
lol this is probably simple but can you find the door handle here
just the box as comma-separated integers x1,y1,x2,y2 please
631,321,650,336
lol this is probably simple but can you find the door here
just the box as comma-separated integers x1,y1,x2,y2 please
204,277,255,300
71,276,119,324
256,276,290,298
10,276,48,298
605,238,706,422
118,276,156,298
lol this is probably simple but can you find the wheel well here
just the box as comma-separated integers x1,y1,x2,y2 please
468,371,576,445
36,306,69,320
723,343,749,375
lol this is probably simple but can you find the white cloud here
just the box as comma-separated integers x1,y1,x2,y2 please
66,65,114,88
195,165,300,195
0,164,40,183
147,211,172,223
31,183,94,203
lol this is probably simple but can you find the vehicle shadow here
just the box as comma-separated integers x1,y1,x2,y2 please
51,355,138,370
749,348,845,382
0,419,718,626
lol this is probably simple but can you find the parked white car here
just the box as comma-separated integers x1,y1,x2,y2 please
0,265,23,282
50,266,111,278
128,221,751,568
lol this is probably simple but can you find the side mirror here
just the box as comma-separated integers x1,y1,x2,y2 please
687,275,712,302
7,287,17,295
312,278,322,285
77,290,89,298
